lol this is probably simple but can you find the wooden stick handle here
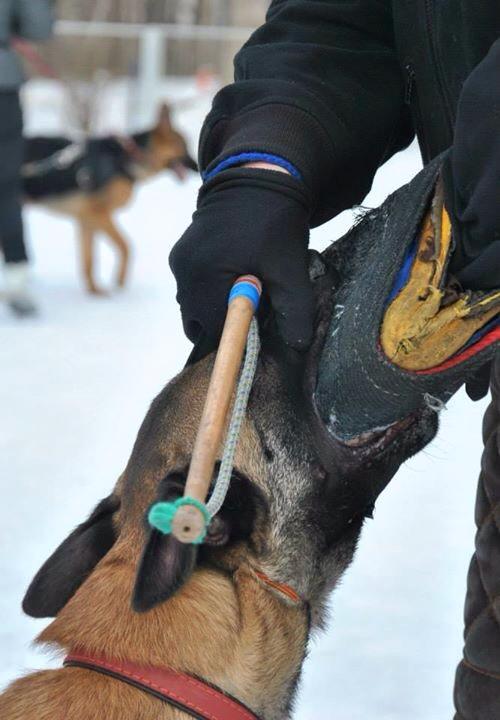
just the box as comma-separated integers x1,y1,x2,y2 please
171,276,261,543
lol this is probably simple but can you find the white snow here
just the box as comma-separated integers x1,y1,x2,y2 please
0,80,489,719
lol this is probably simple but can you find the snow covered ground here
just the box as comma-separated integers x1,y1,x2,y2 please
0,80,489,719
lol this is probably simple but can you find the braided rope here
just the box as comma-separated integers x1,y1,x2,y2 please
149,279,261,543
206,317,260,518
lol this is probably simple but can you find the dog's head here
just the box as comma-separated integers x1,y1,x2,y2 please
22,271,437,626
147,103,198,180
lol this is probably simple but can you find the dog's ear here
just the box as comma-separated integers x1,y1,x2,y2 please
23,494,120,618
132,472,264,612
132,530,197,613
133,474,195,612
157,103,172,133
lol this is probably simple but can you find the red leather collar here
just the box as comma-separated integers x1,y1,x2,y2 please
64,651,260,720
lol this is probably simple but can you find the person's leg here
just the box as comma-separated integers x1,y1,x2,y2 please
0,164,25,267
0,91,37,316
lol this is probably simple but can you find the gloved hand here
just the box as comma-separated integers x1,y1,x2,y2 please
169,167,314,359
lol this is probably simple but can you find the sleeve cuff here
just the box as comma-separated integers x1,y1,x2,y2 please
199,100,341,209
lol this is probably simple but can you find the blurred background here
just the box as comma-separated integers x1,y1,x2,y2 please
26,0,268,134
0,3,486,719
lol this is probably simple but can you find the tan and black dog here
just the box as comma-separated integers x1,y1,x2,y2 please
0,264,437,719
22,104,197,295
4,154,496,719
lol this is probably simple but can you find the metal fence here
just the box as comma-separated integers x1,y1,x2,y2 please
22,19,263,133
51,18,257,78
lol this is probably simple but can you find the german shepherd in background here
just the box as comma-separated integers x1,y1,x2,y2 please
22,104,197,295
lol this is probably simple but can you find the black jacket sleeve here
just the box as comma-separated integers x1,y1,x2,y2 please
199,0,415,226
453,357,500,718
444,37,500,292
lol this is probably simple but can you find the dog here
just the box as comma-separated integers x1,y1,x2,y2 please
22,104,197,295
3,154,497,719
0,251,438,719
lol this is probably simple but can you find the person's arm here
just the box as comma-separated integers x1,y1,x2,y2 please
14,0,54,43
199,0,414,226
445,38,500,292
171,0,415,357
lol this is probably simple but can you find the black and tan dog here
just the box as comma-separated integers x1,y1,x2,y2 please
2,158,497,719
22,104,197,295
0,283,437,719
0,347,437,720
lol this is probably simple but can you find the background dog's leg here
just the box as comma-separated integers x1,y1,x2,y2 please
95,213,130,289
78,218,106,296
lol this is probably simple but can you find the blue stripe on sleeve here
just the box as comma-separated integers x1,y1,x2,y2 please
203,152,302,182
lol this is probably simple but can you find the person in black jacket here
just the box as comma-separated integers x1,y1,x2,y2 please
170,1,499,375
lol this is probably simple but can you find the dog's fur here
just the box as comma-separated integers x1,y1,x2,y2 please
0,267,438,720
22,104,196,295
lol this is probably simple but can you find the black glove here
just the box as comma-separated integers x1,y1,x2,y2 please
169,167,314,358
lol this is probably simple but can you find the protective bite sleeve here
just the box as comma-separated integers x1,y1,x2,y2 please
316,153,500,441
